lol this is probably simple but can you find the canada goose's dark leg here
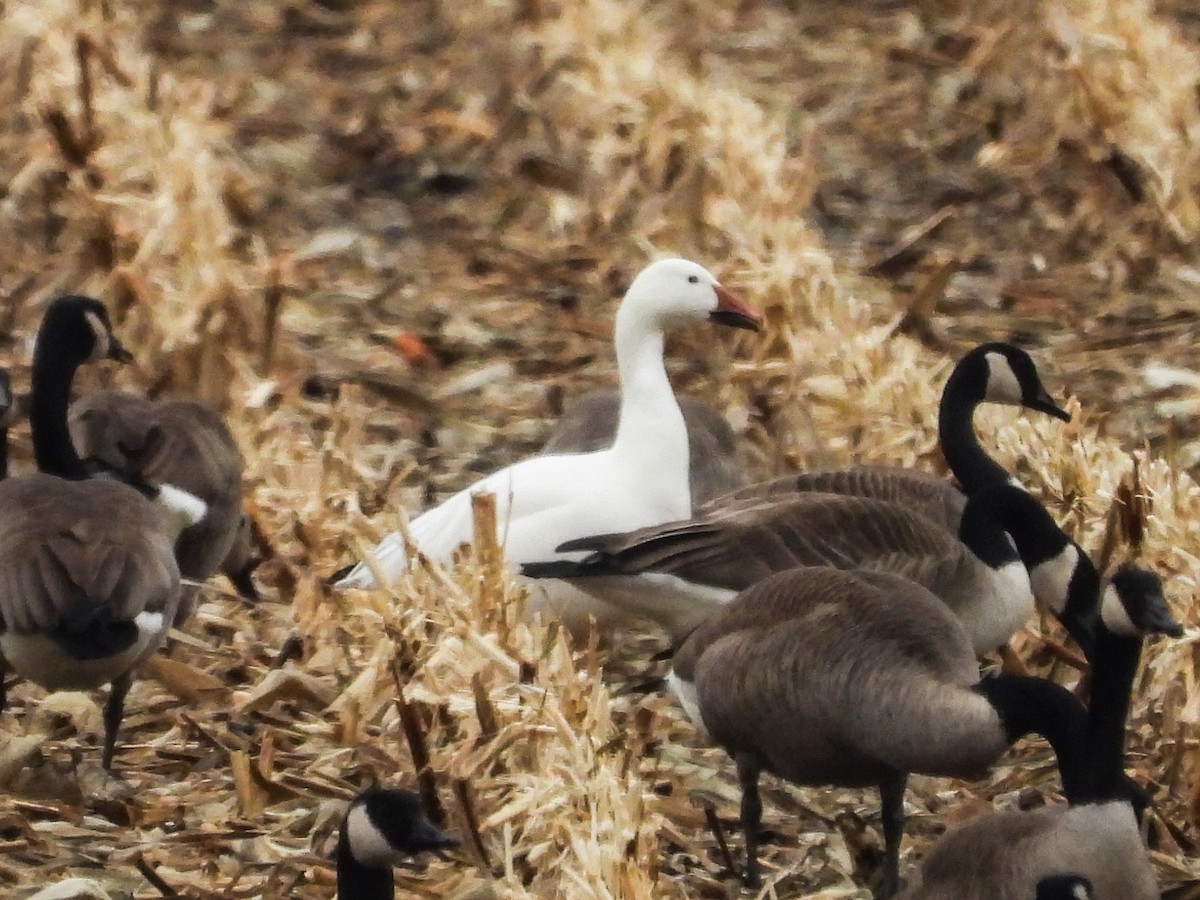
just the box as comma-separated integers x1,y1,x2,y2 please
735,753,764,888
700,801,737,878
102,671,132,770
877,773,908,898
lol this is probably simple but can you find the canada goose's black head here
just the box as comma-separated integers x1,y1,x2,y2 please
1036,873,1094,900
38,295,133,366
961,342,1070,421
1101,564,1183,639
340,785,458,868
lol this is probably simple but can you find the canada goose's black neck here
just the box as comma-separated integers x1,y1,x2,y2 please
30,319,89,481
974,673,1090,801
938,357,1009,494
336,831,394,900
966,484,1066,564
956,486,1026,569
1077,621,1141,804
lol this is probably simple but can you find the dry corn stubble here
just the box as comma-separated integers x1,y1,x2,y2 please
0,0,1199,896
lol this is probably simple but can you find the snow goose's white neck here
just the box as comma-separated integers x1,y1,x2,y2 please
607,259,759,512
611,296,685,467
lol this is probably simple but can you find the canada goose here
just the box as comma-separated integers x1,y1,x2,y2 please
68,389,253,620
670,565,1151,896
896,566,1176,900
28,297,207,531
522,482,1098,656
335,259,760,634
1035,875,1093,900
0,295,189,768
337,785,458,899
714,341,1070,528
541,391,746,506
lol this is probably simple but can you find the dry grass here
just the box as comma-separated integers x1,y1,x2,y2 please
0,0,1199,897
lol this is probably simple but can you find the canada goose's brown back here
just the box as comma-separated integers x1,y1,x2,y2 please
582,492,977,594
69,391,245,587
712,466,967,531
678,567,1008,786
0,473,181,634
899,802,1155,900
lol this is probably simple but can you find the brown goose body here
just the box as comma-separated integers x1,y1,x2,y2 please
671,566,1091,894
69,390,249,618
541,390,746,507
1,295,206,768
897,802,1152,900
716,466,967,531
0,473,182,691
674,567,1010,782
533,489,1032,651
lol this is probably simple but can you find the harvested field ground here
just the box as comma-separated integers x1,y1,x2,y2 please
1,0,1200,897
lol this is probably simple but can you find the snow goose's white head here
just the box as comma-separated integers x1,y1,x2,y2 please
622,259,761,332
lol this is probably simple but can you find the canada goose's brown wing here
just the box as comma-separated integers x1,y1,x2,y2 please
682,568,979,784
69,391,246,587
0,474,181,633
542,390,746,505
708,467,967,531
69,391,243,507
676,567,973,685
561,493,968,593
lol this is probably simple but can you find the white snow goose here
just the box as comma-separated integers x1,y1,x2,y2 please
335,258,760,633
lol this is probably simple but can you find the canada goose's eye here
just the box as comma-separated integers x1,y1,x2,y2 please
687,275,699,284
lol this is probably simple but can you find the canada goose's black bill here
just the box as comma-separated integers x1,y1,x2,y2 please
1030,387,1070,422
709,285,762,331
106,337,133,364
1129,589,1183,638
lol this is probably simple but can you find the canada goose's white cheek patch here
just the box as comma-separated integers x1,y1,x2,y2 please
84,311,111,361
983,352,1022,405
1100,584,1139,637
156,484,208,528
345,804,400,867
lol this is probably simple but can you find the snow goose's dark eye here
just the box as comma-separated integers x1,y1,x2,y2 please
687,275,699,284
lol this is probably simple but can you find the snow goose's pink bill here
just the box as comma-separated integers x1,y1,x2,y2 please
710,285,761,331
